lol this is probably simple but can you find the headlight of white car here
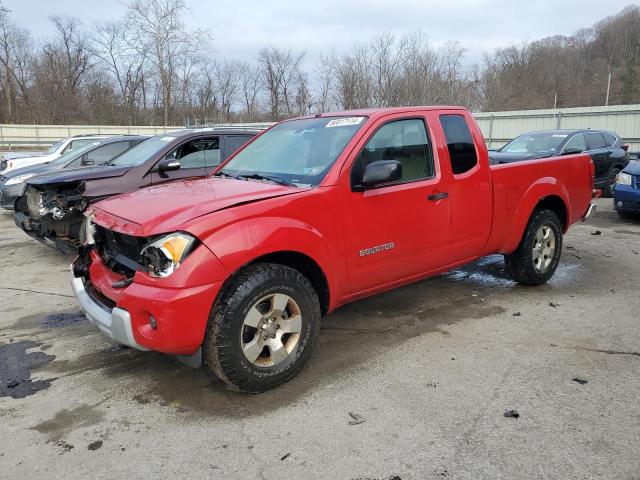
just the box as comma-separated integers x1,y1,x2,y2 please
5,173,36,186
616,172,632,186
141,232,198,278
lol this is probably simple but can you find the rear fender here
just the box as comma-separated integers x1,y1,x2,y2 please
500,178,570,254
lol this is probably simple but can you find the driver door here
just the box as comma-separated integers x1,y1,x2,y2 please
340,115,452,294
150,136,219,185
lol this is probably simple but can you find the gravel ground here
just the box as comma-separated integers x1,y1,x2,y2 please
0,198,639,480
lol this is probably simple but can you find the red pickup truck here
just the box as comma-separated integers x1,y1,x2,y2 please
71,106,596,392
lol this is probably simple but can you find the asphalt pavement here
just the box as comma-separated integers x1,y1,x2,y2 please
0,198,639,479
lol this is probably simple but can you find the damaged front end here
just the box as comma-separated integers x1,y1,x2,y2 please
14,183,87,253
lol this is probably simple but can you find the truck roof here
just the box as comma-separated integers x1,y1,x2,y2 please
293,105,468,122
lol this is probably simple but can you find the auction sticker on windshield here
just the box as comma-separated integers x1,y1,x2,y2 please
325,117,365,128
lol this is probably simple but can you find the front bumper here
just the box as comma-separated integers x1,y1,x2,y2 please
0,183,25,210
72,248,223,356
70,275,148,350
614,185,640,214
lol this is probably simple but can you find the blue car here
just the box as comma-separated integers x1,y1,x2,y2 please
614,159,640,218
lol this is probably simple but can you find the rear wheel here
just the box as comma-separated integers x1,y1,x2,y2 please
203,263,321,392
505,209,563,285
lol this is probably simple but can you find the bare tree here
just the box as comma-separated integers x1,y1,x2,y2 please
214,59,241,121
38,16,91,122
257,46,306,120
91,21,147,124
127,0,188,125
239,61,262,120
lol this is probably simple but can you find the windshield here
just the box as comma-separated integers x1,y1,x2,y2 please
49,141,102,166
220,116,366,186
109,136,168,167
45,139,66,155
501,132,568,155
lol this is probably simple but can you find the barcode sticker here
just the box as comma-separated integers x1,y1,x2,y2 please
326,117,365,128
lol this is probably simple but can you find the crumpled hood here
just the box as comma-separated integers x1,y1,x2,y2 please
489,151,551,164
26,165,131,187
91,177,305,236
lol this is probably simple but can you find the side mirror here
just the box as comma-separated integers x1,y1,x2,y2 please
158,159,181,175
355,160,402,190
81,154,94,166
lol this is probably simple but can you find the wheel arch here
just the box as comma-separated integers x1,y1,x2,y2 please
245,251,330,316
501,178,570,253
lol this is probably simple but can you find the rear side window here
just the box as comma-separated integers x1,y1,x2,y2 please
603,133,617,147
440,114,478,175
585,132,606,150
563,133,586,153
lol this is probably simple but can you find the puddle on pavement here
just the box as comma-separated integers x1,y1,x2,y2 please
31,404,105,442
40,311,86,328
0,340,56,399
444,255,514,287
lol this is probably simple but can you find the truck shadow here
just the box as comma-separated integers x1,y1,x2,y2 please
28,255,579,419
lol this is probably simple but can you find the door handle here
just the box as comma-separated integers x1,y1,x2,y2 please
428,192,449,201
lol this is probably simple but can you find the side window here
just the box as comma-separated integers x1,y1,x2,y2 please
603,133,617,147
585,132,606,150
85,141,130,165
440,114,478,175
563,133,586,153
351,118,434,185
223,135,253,161
169,137,220,169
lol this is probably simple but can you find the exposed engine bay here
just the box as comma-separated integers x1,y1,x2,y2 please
15,183,86,252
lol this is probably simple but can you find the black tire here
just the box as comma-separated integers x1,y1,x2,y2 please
603,166,621,198
617,210,640,220
504,209,563,286
203,263,321,392
78,217,87,245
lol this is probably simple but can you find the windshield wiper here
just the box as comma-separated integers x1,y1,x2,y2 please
214,171,245,180
240,173,297,187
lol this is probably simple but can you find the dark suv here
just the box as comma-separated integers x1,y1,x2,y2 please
490,129,630,197
14,127,262,252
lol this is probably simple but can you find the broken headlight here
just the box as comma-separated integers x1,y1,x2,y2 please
141,232,198,278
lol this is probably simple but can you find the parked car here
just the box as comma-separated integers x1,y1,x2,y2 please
14,127,261,252
1,150,44,161
70,106,596,392
613,160,640,218
490,129,629,197
0,136,146,211
0,135,113,175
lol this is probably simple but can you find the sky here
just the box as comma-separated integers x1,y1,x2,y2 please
3,0,637,66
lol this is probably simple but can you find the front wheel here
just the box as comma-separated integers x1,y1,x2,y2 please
504,209,563,286
603,166,621,198
203,263,321,392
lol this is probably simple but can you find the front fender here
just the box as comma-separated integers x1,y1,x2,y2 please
199,216,343,309
500,177,570,254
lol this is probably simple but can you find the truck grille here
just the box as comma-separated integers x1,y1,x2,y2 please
25,187,42,218
95,225,147,274
635,175,640,189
